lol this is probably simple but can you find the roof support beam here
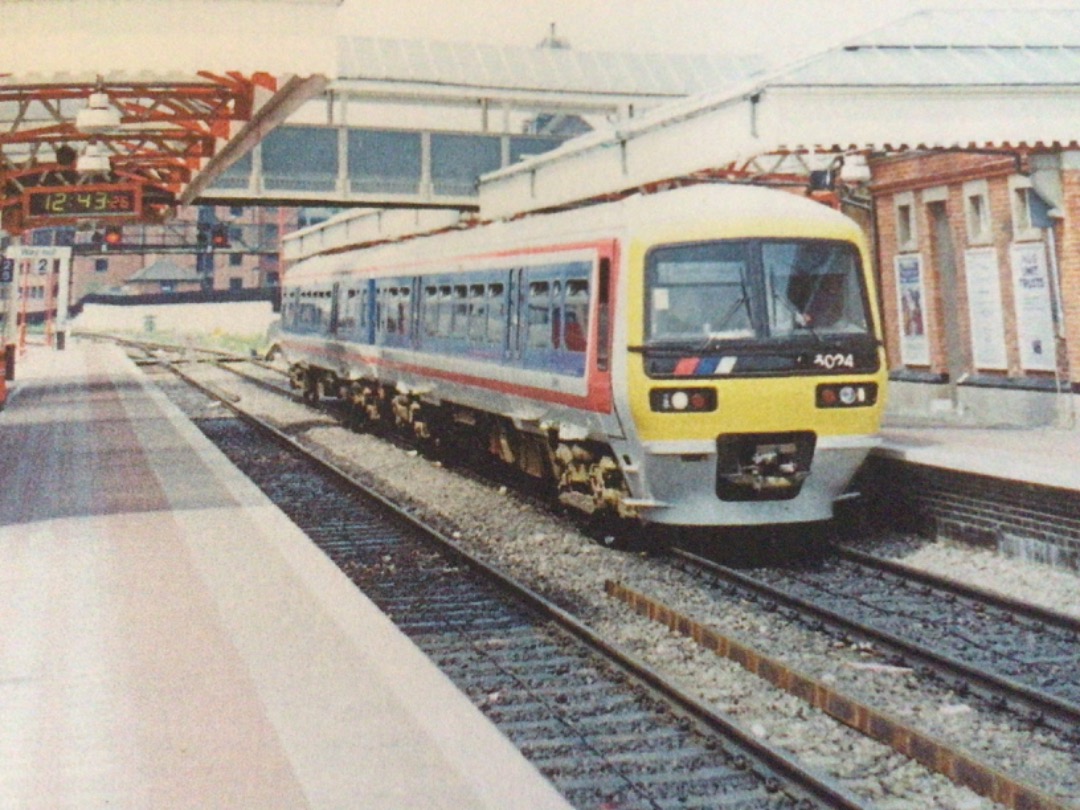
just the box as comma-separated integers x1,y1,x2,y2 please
180,74,328,205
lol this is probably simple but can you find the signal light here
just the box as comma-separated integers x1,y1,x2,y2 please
103,225,122,246
211,224,229,248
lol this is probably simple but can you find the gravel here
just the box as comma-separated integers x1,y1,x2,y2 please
183,362,1080,810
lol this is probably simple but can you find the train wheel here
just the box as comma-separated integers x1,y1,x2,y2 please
301,370,320,404
587,513,647,552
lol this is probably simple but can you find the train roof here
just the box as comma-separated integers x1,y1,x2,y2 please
284,183,861,283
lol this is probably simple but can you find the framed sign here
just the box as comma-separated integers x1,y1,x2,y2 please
895,254,929,365
1010,242,1057,371
963,247,1007,370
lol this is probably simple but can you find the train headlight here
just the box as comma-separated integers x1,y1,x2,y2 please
816,383,878,408
650,388,717,413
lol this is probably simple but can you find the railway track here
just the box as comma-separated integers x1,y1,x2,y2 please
622,552,1075,810
115,339,1080,807
144,355,867,810
668,542,1080,736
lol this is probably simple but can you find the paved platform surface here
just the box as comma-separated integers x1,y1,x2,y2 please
878,420,1080,492
0,340,571,810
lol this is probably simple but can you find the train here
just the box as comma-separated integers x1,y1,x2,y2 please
279,183,887,530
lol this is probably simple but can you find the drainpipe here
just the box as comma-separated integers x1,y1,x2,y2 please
1030,153,1074,428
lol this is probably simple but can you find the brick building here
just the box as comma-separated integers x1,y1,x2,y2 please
23,204,297,307
869,150,1077,426
72,204,295,302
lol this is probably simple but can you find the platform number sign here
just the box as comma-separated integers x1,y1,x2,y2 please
0,258,12,283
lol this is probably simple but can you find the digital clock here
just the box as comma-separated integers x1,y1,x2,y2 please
27,186,137,218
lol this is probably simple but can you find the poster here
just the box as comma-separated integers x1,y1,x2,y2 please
895,254,929,365
963,247,1007,370
1009,242,1057,372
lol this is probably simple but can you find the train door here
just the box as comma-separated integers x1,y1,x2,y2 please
365,279,377,344
508,267,524,362
596,255,612,372
410,277,422,349
329,282,341,337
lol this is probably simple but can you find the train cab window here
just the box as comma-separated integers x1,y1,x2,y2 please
647,242,753,342
763,241,869,336
564,279,589,353
526,281,552,348
647,240,871,345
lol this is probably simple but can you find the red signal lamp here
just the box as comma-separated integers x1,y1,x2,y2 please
103,225,123,246
211,224,229,248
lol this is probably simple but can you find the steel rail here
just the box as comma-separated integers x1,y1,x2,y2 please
161,356,873,810
670,545,1080,736
605,579,1071,810
833,543,1080,636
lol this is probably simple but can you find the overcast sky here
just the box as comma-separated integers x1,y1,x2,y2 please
335,0,1057,62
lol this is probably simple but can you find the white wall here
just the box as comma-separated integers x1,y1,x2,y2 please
73,301,277,338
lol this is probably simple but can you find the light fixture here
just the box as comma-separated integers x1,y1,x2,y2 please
76,90,121,134
839,154,872,185
76,141,112,174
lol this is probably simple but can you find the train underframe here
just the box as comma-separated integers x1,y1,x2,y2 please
290,363,637,523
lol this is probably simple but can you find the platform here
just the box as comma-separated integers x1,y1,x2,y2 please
0,340,571,810
877,421,1080,492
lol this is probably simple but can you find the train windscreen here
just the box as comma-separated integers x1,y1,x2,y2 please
646,239,871,344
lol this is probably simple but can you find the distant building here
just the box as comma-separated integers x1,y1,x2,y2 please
23,204,301,308
122,258,202,295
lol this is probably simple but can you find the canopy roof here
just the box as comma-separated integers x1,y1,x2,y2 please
126,257,201,283
480,9,1080,218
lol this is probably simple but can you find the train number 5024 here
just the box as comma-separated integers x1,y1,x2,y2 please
813,352,855,369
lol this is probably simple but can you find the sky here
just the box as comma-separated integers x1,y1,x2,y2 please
333,0,1065,62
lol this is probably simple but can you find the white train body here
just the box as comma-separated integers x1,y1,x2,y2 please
281,184,887,527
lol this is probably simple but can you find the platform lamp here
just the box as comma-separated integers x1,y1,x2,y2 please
75,86,121,135
76,141,111,175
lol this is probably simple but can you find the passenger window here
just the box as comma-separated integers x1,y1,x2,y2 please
423,285,439,337
467,284,487,342
564,279,589,353
527,281,551,349
487,283,505,345
451,285,468,337
437,286,453,336
551,281,562,349
397,286,410,336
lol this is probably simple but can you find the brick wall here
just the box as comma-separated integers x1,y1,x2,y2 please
852,456,1080,571
1058,169,1080,380
870,151,1070,385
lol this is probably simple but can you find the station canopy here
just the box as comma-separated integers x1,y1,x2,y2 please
479,9,1080,218
0,0,339,233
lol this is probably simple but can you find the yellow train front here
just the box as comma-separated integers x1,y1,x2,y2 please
610,185,887,526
